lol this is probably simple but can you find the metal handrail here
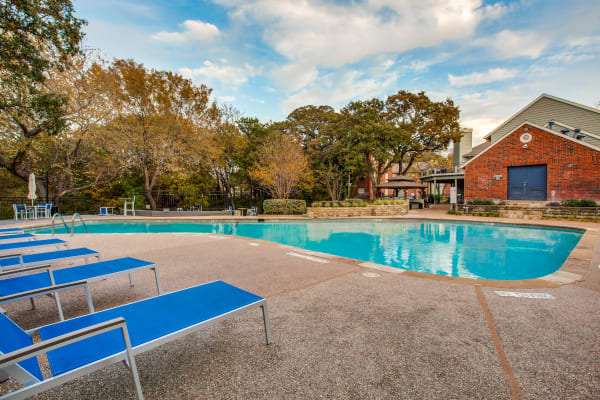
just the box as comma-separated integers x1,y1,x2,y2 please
51,213,69,236
71,213,88,236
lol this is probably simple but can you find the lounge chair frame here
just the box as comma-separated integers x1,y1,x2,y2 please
0,283,271,400
0,248,102,271
0,240,68,256
0,260,162,321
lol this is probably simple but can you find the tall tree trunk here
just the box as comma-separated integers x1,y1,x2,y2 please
143,166,157,209
369,169,379,200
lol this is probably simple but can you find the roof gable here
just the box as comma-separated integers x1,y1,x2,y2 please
483,94,600,142
464,121,600,168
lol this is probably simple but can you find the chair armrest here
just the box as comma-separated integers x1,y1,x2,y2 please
0,265,51,278
0,318,128,369
0,281,88,304
0,253,22,259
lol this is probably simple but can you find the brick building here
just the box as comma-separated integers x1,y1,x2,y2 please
462,94,600,202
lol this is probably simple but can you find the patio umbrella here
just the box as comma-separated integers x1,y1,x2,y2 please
27,173,37,206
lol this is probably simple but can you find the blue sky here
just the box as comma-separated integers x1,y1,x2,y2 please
74,0,600,143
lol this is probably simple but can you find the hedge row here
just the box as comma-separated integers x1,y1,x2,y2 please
561,199,597,207
262,199,307,215
467,199,494,205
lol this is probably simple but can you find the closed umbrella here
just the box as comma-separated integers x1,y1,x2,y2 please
28,173,37,206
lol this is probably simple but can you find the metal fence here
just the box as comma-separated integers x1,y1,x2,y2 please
1,190,263,219
135,191,264,212
0,196,99,220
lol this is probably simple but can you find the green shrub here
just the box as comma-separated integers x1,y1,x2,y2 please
373,199,382,205
323,202,331,207
332,203,339,207
468,199,494,205
311,201,320,207
561,199,597,207
341,201,351,207
262,199,307,215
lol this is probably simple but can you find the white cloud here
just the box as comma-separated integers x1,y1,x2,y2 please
545,35,600,64
480,3,510,19
217,0,493,69
281,69,397,113
180,61,261,85
218,95,236,102
382,59,395,70
272,63,319,92
459,117,505,144
152,20,219,43
449,68,518,86
409,59,436,71
475,30,549,59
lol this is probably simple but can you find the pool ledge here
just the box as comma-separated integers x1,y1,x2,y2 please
222,227,598,289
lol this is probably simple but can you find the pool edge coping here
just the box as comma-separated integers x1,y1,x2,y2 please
16,216,599,289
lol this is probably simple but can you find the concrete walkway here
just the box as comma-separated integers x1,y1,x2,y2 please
1,225,599,399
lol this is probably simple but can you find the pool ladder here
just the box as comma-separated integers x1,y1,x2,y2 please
51,213,88,236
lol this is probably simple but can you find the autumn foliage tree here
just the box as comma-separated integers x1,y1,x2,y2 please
104,59,214,209
0,0,85,193
249,134,311,199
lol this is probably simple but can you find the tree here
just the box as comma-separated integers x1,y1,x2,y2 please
286,106,354,200
0,0,85,135
236,117,273,199
249,134,311,199
104,59,214,208
199,106,246,208
385,90,461,174
0,51,119,202
283,105,337,149
340,98,410,199
41,53,122,201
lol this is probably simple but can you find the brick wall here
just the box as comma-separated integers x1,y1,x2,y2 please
465,124,600,201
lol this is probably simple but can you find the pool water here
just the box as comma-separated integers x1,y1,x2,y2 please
29,220,582,280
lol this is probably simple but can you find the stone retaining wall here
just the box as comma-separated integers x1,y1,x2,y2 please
307,204,408,218
460,205,600,221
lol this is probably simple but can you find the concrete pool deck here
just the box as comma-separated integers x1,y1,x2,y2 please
1,214,599,399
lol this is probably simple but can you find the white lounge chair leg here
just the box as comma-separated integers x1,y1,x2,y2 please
121,325,144,400
129,273,134,287
84,285,95,313
261,303,272,345
55,292,65,321
153,267,163,294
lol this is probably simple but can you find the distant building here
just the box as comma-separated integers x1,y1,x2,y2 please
463,94,600,202
354,163,400,199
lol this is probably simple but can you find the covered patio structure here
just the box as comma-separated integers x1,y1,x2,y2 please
376,176,427,208
420,172,465,204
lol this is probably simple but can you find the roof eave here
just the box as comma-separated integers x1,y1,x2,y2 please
463,121,600,168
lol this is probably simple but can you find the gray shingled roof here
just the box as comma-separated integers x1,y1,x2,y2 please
462,141,491,158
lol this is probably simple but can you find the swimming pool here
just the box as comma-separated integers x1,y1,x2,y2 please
28,220,582,280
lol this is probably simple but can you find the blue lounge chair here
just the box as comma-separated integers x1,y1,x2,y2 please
0,257,162,321
0,239,68,256
0,248,101,271
0,228,23,235
0,234,36,242
0,281,271,400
